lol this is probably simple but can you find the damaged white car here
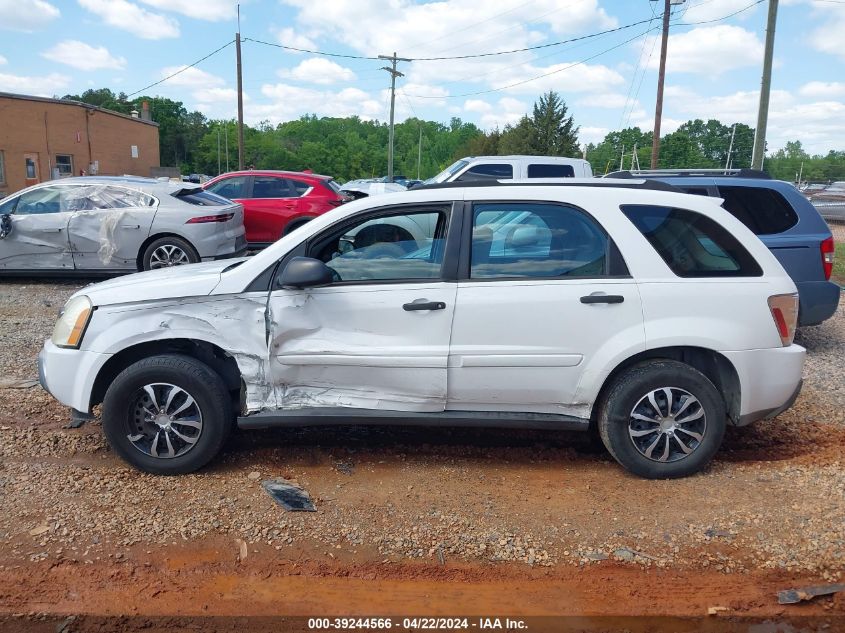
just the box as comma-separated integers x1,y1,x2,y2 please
38,180,805,478
0,176,246,273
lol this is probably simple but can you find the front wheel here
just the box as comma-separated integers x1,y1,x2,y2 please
598,360,726,479
141,236,200,271
101,355,232,475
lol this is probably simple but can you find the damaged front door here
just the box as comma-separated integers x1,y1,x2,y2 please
67,185,156,270
0,185,74,270
266,205,457,412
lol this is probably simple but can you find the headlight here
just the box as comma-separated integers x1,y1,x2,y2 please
52,295,93,349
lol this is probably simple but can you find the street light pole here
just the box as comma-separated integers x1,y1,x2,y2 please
752,0,779,170
379,52,411,182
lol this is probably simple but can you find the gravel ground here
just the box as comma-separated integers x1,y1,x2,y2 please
0,279,843,585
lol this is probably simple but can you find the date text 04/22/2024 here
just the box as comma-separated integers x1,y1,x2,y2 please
307,617,528,630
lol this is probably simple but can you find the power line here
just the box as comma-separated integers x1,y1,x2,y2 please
244,16,662,63
126,40,235,98
617,2,659,131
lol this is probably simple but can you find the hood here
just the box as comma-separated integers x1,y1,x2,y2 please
73,258,248,307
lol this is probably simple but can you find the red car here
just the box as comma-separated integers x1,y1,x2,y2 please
203,170,346,245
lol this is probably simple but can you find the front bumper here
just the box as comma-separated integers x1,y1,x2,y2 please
722,344,806,426
38,341,111,414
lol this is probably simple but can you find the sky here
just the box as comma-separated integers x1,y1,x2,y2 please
1,0,844,155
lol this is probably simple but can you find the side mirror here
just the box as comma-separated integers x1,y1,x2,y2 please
278,256,334,289
0,214,11,240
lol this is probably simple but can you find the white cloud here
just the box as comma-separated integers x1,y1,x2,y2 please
680,0,759,22
160,65,225,88
0,72,71,96
462,96,527,129
192,87,243,103
274,26,318,52
0,55,6,65
278,57,356,85
78,0,179,39
579,126,610,145
492,61,625,96
799,81,845,99
806,5,845,60
138,0,238,20
644,25,763,76
0,0,59,31
252,83,385,123
41,40,127,71
577,93,633,110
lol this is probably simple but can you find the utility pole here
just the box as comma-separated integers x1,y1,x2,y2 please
217,127,221,175
417,125,422,180
224,125,229,172
650,0,672,168
725,123,737,171
235,4,245,170
379,52,411,181
752,0,779,170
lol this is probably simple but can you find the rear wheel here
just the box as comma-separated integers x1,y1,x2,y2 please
598,360,726,479
141,236,199,271
101,354,232,475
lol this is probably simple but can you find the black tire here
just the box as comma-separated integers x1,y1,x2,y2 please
101,354,232,475
140,236,200,271
597,360,726,479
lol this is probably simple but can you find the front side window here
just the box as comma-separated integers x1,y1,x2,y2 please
527,163,575,178
207,176,248,199
56,154,73,177
310,208,449,282
252,176,293,199
471,203,609,279
456,163,513,182
16,186,81,214
621,204,762,277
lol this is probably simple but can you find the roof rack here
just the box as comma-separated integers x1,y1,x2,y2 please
413,178,684,194
604,168,772,179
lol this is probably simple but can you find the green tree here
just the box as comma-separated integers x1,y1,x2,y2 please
528,91,579,156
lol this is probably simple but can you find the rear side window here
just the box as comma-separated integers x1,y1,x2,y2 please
173,189,230,206
471,203,611,279
621,205,762,278
717,186,799,235
253,177,293,198
679,186,710,197
456,163,513,181
527,163,575,178
289,179,312,196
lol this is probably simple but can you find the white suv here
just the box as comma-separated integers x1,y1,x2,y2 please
38,180,805,479
423,155,593,184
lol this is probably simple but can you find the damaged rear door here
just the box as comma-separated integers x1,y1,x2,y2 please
66,185,156,270
266,204,458,412
0,185,74,271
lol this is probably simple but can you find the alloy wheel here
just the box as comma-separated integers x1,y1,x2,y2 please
126,382,203,459
627,387,707,463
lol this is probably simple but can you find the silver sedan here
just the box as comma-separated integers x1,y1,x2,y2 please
0,176,246,273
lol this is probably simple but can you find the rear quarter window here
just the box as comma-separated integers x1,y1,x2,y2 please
716,186,799,235
173,189,230,206
621,204,763,278
527,163,575,178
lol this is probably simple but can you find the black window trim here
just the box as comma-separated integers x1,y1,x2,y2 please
458,200,631,282
259,200,464,292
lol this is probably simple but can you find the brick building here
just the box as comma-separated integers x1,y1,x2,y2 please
0,92,160,196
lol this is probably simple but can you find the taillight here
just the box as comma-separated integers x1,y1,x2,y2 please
768,293,799,346
186,213,234,224
821,236,835,280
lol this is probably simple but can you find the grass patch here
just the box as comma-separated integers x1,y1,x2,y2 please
834,242,845,286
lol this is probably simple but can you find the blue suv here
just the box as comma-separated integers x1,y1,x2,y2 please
608,169,840,326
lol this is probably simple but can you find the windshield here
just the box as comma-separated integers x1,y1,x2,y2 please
425,159,469,184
